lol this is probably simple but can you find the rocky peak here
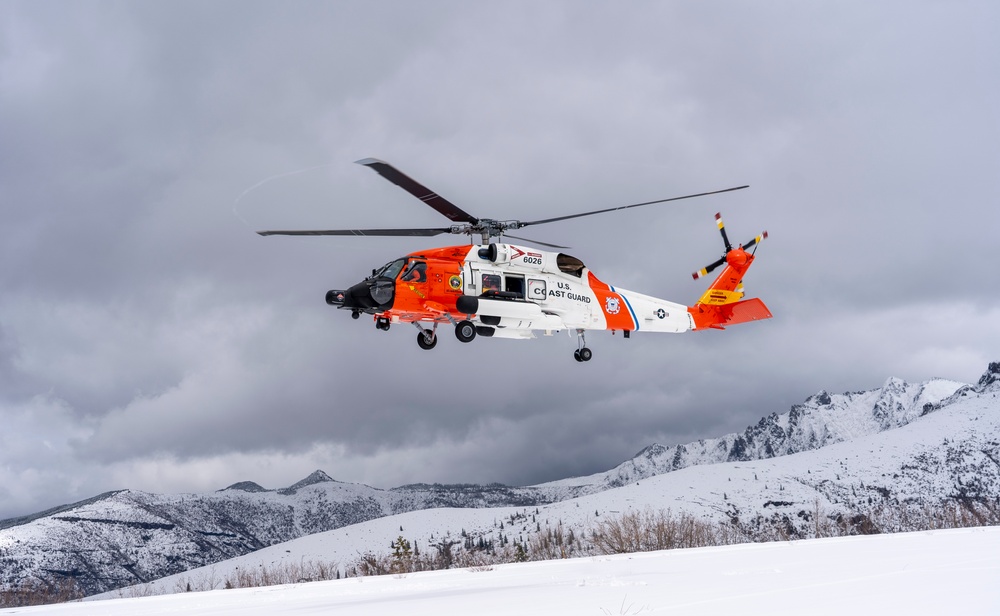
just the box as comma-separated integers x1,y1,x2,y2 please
805,390,832,407
977,362,1000,390
279,470,335,495
872,376,911,429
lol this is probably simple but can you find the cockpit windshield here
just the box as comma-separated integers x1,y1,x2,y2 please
372,258,407,280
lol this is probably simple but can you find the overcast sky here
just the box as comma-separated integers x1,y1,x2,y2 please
2,1,998,520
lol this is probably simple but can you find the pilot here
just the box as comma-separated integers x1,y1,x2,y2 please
401,261,427,283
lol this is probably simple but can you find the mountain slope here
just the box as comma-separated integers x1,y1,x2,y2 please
3,363,998,598
0,472,578,595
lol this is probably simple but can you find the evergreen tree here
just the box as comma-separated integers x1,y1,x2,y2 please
514,543,528,562
391,535,412,573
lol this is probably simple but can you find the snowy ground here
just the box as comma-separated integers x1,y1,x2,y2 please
6,527,999,615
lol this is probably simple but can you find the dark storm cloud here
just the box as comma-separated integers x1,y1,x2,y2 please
2,1,998,519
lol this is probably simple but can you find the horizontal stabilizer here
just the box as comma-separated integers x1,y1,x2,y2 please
689,297,772,330
720,297,772,325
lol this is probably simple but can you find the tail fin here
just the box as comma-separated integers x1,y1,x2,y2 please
687,213,770,330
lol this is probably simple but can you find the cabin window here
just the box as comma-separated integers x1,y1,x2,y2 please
482,273,501,294
557,253,585,277
505,275,525,298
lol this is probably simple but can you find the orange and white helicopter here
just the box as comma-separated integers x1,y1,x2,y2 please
259,158,771,362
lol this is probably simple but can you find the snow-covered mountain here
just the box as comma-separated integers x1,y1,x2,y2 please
544,371,974,490
0,472,577,596
3,363,998,599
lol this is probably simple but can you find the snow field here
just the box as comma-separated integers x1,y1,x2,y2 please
7,527,999,615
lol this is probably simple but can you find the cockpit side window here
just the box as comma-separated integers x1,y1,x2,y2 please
557,253,586,277
401,260,427,282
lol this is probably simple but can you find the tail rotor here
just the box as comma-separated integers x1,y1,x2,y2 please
691,213,768,280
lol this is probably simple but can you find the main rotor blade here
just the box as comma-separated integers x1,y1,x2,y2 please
521,185,749,228
503,234,570,249
257,227,452,237
356,158,479,225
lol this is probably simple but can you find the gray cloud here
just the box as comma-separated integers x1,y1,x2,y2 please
1,0,998,519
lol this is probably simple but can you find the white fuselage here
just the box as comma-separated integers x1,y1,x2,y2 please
462,244,693,338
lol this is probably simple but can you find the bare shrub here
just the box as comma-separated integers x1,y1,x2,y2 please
0,577,84,608
590,508,727,555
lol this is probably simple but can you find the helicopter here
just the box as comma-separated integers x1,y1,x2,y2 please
258,158,771,362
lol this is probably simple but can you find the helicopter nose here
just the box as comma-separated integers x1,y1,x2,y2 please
329,279,395,311
326,281,370,309
326,289,348,306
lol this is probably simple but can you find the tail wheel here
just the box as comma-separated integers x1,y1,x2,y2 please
455,320,477,343
417,330,437,350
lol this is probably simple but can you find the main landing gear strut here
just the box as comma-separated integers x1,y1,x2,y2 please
574,329,593,362
412,319,478,350
414,322,438,350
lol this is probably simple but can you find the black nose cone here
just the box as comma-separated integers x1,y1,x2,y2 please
326,289,348,306
328,278,395,312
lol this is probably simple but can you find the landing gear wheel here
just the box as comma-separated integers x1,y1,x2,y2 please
574,350,583,362
351,311,361,320
578,347,593,362
455,320,477,343
376,317,391,331
417,330,437,350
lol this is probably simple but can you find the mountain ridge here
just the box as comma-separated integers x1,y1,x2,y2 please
540,371,977,490
2,362,997,597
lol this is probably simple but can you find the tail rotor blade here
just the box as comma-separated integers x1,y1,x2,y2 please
742,230,768,251
692,255,727,280
715,213,733,253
